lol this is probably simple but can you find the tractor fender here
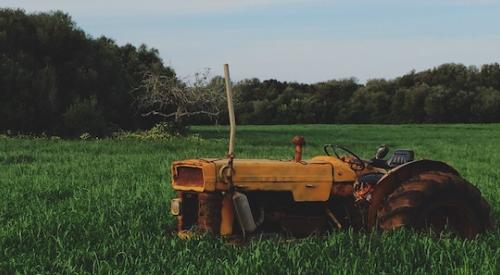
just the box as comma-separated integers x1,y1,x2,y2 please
366,159,459,227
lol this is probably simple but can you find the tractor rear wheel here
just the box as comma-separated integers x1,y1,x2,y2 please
376,171,493,238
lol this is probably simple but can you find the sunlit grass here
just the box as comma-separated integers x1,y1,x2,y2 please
0,124,499,274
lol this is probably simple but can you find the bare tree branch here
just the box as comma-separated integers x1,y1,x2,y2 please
141,110,220,118
132,68,225,124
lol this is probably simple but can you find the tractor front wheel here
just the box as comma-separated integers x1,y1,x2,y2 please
376,171,493,238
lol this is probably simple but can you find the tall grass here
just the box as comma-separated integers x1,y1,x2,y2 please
0,124,499,274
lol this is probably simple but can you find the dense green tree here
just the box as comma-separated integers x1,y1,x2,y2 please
471,87,500,122
0,9,172,136
393,84,431,123
2,8,500,136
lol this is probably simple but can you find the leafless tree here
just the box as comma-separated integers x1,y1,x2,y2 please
133,69,226,125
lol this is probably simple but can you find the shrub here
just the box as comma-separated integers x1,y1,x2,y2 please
115,122,172,140
62,97,107,137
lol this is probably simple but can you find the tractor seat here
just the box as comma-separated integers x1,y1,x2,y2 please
387,149,415,168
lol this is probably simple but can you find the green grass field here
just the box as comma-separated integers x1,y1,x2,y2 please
1,124,499,274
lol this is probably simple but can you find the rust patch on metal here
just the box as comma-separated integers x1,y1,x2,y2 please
331,182,354,197
353,183,374,203
292,135,305,162
367,160,459,227
198,192,222,233
175,167,204,187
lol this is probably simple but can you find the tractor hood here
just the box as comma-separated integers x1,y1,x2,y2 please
171,158,335,201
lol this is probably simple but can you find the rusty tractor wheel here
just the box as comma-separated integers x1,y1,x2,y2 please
376,171,493,238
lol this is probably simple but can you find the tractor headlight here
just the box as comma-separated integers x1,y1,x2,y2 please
171,198,182,216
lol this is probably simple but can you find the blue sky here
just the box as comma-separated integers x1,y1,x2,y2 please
3,0,500,82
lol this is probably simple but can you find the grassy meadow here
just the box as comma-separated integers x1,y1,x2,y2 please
0,124,499,274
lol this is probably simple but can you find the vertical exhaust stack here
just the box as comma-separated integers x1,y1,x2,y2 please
221,64,236,187
223,64,236,159
223,64,258,237
292,136,305,162
222,64,236,186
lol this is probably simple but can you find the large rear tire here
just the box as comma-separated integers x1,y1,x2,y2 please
376,171,493,238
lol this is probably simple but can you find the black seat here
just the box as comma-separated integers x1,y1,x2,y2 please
387,149,414,168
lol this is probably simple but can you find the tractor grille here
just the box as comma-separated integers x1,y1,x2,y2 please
174,166,204,187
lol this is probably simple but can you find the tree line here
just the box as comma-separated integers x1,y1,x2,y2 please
230,63,500,125
1,9,500,137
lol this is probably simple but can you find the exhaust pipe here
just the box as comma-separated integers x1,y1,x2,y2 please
292,135,305,162
223,64,236,159
221,64,236,189
224,66,266,236
232,192,257,235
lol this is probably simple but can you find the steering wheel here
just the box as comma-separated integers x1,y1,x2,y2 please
323,144,366,171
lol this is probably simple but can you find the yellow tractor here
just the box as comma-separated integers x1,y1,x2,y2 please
169,65,493,239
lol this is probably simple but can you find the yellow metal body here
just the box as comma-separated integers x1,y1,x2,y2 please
220,193,234,235
172,156,358,200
